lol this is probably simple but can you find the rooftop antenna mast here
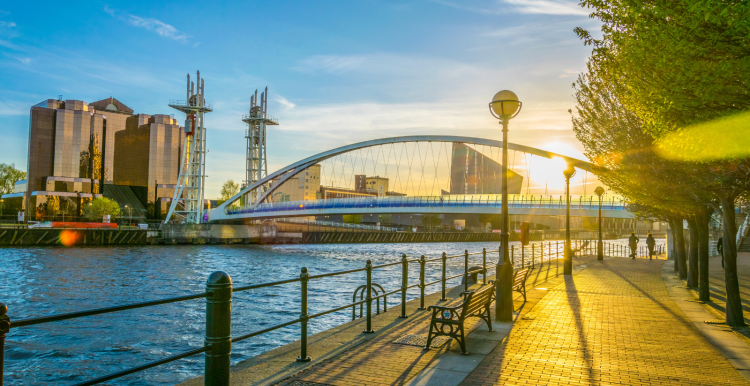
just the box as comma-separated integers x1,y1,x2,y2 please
242,87,278,205
165,71,212,224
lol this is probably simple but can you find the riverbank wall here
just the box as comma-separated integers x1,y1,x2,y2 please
0,228,147,246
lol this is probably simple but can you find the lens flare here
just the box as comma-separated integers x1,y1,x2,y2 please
656,111,750,162
59,230,82,246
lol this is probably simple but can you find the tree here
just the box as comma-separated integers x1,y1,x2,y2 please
421,214,441,229
219,180,241,208
0,163,26,195
575,0,750,326
83,197,121,221
479,213,502,230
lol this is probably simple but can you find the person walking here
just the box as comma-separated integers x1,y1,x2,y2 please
718,237,724,269
629,232,640,259
646,233,656,260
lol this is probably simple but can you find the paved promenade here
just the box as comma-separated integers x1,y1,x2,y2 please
278,256,750,386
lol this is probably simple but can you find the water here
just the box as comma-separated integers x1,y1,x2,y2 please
0,238,664,385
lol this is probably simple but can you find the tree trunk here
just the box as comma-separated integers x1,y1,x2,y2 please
720,195,745,327
669,217,688,278
696,207,711,302
687,216,699,287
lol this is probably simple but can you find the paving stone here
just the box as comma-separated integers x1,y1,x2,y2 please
459,258,749,386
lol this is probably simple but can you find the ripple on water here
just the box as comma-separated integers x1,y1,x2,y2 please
0,239,663,385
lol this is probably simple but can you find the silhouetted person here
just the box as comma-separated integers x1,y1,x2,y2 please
629,232,639,259
717,237,724,269
646,233,656,260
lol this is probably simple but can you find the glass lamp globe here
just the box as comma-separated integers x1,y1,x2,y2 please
491,90,520,116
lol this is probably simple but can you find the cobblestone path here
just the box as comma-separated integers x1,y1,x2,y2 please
460,258,749,386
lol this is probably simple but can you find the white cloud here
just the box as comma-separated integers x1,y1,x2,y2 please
505,0,589,16
104,6,191,43
0,21,15,28
274,95,296,109
558,68,581,78
0,101,27,116
432,0,588,16
294,55,366,74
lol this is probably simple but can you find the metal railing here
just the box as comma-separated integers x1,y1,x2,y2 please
227,195,630,216
0,239,636,385
278,217,399,232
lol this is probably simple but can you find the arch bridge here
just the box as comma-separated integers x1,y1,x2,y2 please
209,136,632,222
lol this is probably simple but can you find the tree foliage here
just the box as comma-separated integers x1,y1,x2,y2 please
83,197,121,221
0,163,26,195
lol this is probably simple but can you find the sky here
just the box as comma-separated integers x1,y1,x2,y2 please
0,0,604,198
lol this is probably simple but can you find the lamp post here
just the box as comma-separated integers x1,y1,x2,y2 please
0,199,4,220
489,90,522,322
125,205,131,225
563,164,576,275
595,186,604,260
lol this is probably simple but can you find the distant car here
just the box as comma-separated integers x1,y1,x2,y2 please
28,221,53,229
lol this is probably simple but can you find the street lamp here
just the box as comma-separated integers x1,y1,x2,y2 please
489,90,522,322
563,164,576,275
125,205,131,225
595,186,605,261
0,199,4,219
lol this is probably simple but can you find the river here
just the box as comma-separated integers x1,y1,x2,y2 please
0,238,663,385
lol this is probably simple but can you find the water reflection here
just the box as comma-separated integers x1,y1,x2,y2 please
0,239,662,385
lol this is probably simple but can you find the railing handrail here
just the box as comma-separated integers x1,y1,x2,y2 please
0,239,582,386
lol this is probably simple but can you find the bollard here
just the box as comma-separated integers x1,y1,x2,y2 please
441,252,447,301
205,271,233,385
419,255,426,310
399,254,409,318
297,268,312,361
482,248,487,284
0,303,8,386
463,250,469,292
363,260,374,333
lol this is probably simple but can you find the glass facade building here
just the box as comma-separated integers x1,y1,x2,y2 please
450,142,523,195
7,97,184,221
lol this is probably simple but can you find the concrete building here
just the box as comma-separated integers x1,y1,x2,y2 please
269,164,322,202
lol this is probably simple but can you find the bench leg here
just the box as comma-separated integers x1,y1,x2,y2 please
457,324,468,355
483,307,493,332
522,283,527,302
424,320,436,350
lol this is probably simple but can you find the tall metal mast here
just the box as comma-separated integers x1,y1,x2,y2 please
165,71,212,224
242,87,278,205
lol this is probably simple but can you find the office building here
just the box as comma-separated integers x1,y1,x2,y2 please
269,164,322,202
450,143,523,195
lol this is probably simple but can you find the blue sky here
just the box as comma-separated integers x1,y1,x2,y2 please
0,1,601,198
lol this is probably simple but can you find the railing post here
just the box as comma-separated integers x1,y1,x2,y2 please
205,271,233,386
532,243,535,269
463,250,469,292
441,252,447,301
419,255,426,310
297,268,311,361
482,247,487,284
363,260,374,333
541,242,544,268
521,245,525,268
0,303,8,386
400,254,409,318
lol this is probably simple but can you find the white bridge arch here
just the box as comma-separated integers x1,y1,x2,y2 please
209,135,630,222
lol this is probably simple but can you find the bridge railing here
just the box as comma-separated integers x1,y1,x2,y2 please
227,195,629,215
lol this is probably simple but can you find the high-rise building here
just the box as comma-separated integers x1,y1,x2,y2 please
6,97,183,222
269,164,321,202
449,143,523,195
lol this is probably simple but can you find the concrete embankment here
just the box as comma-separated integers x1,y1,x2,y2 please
0,228,148,246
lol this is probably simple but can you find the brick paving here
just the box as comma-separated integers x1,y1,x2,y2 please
461,258,749,386
278,255,596,386
693,252,750,325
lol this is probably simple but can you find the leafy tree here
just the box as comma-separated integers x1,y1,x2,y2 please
83,197,121,221
220,180,241,206
421,214,441,229
574,0,750,326
0,163,26,195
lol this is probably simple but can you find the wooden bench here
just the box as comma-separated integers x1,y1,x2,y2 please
513,267,532,302
424,281,496,355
